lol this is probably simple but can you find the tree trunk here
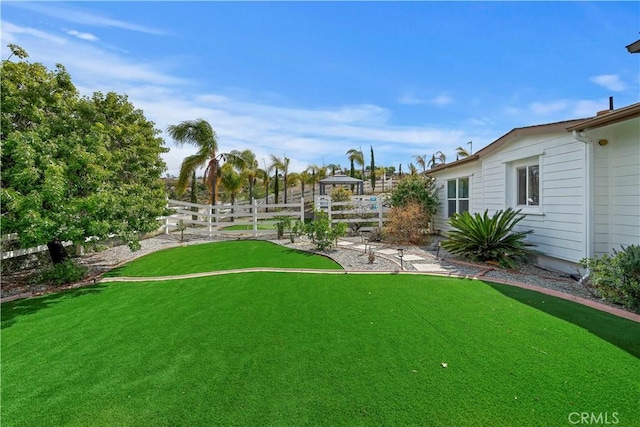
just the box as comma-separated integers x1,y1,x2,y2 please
47,239,69,264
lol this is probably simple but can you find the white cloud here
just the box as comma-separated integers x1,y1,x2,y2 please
397,92,453,106
65,29,99,42
530,100,568,115
6,2,167,35
431,94,454,106
2,22,186,87
590,74,627,92
1,21,67,45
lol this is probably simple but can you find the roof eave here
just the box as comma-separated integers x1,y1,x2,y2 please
566,103,640,132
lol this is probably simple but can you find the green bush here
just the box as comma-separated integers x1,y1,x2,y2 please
274,216,303,242
389,174,439,220
305,211,347,250
441,208,533,269
34,259,88,286
580,245,640,312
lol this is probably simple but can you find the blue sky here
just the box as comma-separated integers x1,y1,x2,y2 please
2,1,639,176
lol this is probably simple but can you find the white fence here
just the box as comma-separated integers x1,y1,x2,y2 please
164,198,305,237
1,196,390,260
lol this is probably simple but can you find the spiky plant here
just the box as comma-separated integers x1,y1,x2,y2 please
441,208,533,269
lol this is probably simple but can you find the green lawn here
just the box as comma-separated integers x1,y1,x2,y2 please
2,243,639,426
104,240,342,277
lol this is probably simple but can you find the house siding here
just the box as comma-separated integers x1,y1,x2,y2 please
430,130,587,272
590,118,640,256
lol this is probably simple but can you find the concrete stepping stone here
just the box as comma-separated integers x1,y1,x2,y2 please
413,264,453,273
402,254,425,261
376,248,399,255
337,241,354,246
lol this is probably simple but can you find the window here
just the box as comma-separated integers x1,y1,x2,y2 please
447,177,469,217
516,165,539,206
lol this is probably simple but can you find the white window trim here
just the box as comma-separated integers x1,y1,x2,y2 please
508,156,543,215
447,176,471,217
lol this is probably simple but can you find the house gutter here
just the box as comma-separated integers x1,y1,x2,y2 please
572,130,593,262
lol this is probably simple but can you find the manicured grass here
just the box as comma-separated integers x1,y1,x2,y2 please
104,240,342,277
2,273,638,426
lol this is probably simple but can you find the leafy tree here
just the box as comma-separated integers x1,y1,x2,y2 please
390,174,439,220
1,47,168,264
167,119,242,207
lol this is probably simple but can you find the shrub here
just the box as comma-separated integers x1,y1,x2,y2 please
274,216,303,242
441,208,533,269
383,201,428,245
304,211,347,250
580,245,640,312
33,259,88,286
330,187,353,203
389,174,439,223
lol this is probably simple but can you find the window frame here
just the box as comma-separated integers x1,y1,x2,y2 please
447,177,470,217
509,156,543,215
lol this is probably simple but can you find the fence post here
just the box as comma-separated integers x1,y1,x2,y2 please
378,199,383,228
253,198,258,237
300,197,304,223
208,205,213,237
327,198,332,223
165,201,170,234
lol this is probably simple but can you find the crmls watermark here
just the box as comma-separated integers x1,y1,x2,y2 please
568,412,619,425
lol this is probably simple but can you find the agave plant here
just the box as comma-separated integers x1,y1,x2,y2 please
441,208,533,269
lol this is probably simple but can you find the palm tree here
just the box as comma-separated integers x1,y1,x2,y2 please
408,163,418,175
413,154,427,173
306,164,326,200
259,164,272,206
167,118,240,207
270,155,290,203
455,146,471,160
219,163,243,220
427,151,447,169
346,148,364,180
230,149,259,203
286,172,300,201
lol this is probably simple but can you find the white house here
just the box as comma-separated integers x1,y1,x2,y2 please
427,102,640,274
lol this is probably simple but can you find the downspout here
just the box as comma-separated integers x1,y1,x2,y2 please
573,130,593,263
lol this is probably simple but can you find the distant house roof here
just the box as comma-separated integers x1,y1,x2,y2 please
566,103,640,132
626,39,640,54
426,119,584,174
319,174,363,184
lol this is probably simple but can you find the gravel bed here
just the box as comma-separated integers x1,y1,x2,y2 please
0,233,606,308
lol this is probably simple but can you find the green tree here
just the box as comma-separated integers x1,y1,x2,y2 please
346,148,364,180
1,46,167,264
270,155,290,203
167,119,241,207
370,145,376,191
413,154,427,173
219,163,243,219
390,174,439,221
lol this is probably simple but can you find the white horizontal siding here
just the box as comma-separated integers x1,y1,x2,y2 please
590,117,640,256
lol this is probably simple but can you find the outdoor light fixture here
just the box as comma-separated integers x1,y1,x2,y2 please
598,139,609,146
364,238,369,253
397,248,404,270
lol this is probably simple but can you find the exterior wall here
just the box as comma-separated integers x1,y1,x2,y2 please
482,132,587,266
430,130,588,273
589,118,640,256
430,162,482,233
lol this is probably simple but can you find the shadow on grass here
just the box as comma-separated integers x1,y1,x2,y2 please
1,284,107,330
487,282,640,358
